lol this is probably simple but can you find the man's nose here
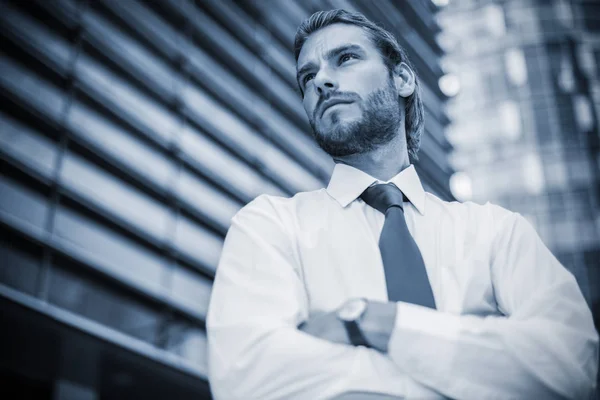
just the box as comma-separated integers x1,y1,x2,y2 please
314,70,337,96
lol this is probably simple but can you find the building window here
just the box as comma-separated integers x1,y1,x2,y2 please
581,3,600,33
499,101,522,140
484,3,506,37
53,204,166,293
48,260,162,344
162,318,207,371
523,153,545,195
173,215,223,273
66,101,177,191
0,113,59,180
59,151,171,242
505,48,528,87
0,230,43,296
542,156,568,190
573,95,594,133
170,263,212,317
0,175,50,232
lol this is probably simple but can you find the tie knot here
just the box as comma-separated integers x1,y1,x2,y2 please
360,183,405,214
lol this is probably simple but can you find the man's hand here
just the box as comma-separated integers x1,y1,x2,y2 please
298,299,397,352
298,309,351,346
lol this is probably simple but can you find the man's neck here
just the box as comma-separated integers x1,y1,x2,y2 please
332,134,410,182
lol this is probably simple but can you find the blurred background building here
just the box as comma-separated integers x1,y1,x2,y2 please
0,0,451,398
438,0,600,335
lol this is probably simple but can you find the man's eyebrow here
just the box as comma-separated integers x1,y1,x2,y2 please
296,62,317,86
296,44,364,84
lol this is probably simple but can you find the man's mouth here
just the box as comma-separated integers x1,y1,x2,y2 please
320,99,354,118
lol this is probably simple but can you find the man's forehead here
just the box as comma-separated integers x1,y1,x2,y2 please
297,24,374,68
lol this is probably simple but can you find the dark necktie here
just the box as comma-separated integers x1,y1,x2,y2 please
360,183,436,309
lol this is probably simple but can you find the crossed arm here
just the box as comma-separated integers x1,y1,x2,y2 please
207,199,599,400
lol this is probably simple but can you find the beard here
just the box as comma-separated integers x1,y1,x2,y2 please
308,78,402,157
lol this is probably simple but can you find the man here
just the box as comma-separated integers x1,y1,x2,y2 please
207,9,598,400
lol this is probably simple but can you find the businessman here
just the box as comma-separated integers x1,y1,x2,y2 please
207,9,599,399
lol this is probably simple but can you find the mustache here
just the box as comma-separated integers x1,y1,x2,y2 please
314,91,361,121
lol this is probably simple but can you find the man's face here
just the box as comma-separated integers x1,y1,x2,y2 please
297,23,402,157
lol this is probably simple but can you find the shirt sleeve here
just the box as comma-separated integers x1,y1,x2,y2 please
387,207,599,399
207,195,415,400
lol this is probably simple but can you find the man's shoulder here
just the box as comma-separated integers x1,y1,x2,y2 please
233,188,330,222
424,192,516,224
424,194,524,252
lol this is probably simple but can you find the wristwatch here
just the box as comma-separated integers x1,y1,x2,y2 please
337,298,371,347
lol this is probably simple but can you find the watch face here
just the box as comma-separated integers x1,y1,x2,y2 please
338,299,367,321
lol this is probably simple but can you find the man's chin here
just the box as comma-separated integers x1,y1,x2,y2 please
315,118,359,139
314,132,364,157
319,142,364,157
315,128,353,147
320,110,360,126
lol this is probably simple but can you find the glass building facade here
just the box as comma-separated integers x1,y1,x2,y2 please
439,0,600,343
0,0,451,398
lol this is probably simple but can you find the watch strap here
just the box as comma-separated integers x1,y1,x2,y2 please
343,320,370,347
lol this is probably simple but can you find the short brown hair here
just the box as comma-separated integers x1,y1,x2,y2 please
294,9,425,161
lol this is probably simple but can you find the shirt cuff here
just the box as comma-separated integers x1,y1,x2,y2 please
388,303,462,373
388,302,457,399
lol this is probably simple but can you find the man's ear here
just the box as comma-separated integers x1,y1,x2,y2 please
393,62,416,98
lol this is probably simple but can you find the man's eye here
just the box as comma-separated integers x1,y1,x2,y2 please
303,73,315,85
340,53,357,64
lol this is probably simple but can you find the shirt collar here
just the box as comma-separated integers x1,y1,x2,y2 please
326,163,426,215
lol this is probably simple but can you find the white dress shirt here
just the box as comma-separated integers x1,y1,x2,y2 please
207,163,598,400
